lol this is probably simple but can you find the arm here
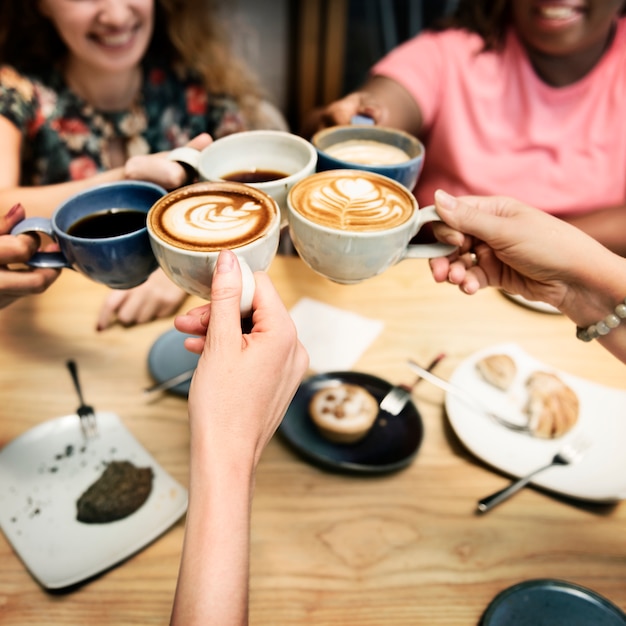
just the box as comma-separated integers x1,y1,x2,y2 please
429,190,626,364
170,250,309,625
0,117,208,218
302,75,424,137
559,205,626,257
0,203,60,309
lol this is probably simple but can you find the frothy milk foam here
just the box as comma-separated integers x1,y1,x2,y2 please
149,184,276,252
289,171,414,232
324,139,410,165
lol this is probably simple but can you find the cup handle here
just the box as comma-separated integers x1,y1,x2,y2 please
238,258,256,318
350,114,375,126
10,218,70,268
167,146,201,184
403,204,458,259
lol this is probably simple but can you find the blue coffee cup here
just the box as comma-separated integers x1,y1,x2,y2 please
311,124,425,191
10,181,166,289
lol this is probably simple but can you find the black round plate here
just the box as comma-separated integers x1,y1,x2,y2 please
481,579,626,626
278,371,424,475
147,329,199,397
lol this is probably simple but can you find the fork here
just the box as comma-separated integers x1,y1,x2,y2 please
407,360,532,434
66,359,98,439
379,353,446,416
476,435,591,513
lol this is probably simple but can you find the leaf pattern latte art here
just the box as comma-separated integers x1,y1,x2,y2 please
304,176,410,230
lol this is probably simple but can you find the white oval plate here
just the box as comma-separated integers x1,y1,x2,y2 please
445,343,626,503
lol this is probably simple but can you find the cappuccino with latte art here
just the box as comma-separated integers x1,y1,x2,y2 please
289,170,414,232
148,182,276,252
148,182,280,315
287,169,456,284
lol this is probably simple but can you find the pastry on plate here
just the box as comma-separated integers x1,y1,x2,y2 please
524,371,579,438
309,383,379,444
76,460,154,523
475,354,517,390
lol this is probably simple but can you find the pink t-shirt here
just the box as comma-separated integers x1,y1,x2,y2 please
372,19,626,215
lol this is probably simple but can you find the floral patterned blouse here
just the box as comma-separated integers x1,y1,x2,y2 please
0,63,254,186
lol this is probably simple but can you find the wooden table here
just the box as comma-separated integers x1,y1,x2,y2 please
1,255,625,625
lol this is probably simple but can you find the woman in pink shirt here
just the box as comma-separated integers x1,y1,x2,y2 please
310,0,626,255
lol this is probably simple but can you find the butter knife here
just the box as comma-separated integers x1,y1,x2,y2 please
406,359,530,434
144,367,196,393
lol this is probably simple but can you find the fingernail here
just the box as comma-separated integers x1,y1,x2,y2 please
6,203,23,218
216,249,235,273
434,189,456,210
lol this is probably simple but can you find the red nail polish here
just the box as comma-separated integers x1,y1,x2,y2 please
6,203,23,218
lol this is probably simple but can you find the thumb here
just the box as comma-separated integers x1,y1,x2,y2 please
434,189,502,243
204,250,244,351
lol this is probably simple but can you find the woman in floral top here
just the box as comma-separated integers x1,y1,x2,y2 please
0,0,285,329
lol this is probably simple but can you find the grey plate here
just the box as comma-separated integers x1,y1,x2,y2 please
278,371,424,475
147,329,199,397
481,579,626,626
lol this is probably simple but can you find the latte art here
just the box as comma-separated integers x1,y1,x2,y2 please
324,139,411,166
149,184,276,252
290,172,414,232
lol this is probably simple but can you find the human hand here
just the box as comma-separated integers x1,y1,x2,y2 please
428,189,608,310
96,268,188,330
179,250,309,468
0,204,61,309
303,92,382,137
124,133,213,190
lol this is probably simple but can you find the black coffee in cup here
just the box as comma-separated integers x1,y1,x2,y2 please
67,209,147,239
222,169,288,184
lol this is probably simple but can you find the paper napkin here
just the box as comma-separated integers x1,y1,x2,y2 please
289,297,384,372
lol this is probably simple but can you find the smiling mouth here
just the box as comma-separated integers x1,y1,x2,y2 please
92,27,139,48
536,5,584,20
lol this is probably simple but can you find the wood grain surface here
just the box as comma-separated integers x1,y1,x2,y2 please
1,255,624,625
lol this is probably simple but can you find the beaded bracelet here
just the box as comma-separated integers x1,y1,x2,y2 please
576,298,626,342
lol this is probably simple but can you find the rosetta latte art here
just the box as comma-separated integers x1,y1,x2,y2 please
295,175,412,232
153,193,273,251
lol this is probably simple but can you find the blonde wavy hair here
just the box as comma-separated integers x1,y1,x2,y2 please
0,0,262,106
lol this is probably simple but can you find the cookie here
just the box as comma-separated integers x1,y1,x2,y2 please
476,353,517,390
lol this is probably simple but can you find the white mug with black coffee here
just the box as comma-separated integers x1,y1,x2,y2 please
147,181,280,316
168,130,318,227
286,169,456,284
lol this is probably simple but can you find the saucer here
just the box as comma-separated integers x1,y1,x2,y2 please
279,371,424,474
147,329,200,397
501,291,561,314
481,579,626,625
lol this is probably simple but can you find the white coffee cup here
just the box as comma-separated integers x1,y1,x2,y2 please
168,130,318,227
147,181,281,316
286,169,456,284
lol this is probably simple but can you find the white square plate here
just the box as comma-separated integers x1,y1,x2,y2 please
445,343,626,502
0,412,188,589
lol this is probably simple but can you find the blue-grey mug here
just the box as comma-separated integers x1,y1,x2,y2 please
10,181,166,289
311,123,425,192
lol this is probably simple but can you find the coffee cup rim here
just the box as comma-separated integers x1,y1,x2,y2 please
287,168,418,236
311,125,424,166
147,180,281,253
198,129,318,185
52,180,167,242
